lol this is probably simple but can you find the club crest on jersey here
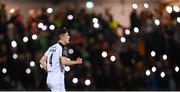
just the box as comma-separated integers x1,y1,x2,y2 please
62,47,68,56
50,49,56,52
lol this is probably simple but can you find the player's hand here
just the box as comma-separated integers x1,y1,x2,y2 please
76,57,82,64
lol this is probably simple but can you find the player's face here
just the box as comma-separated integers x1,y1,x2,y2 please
61,32,70,45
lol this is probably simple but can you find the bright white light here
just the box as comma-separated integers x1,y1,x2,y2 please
38,23,43,28
175,66,179,72
47,8,53,14
163,54,167,60
2,68,7,74
134,27,139,33
23,36,28,42
120,37,126,43
85,79,91,86
65,66,70,72
132,3,138,9
154,19,160,26
32,34,38,40
93,23,99,28
110,55,116,62
30,61,35,67
146,69,151,76
151,51,156,57
92,18,98,23
67,15,73,20
177,17,180,23
102,51,107,58
26,68,31,74
173,6,180,12
40,64,43,69
11,40,17,48
166,6,172,14
49,25,55,30
144,3,149,8
72,78,78,84
160,72,165,78
125,29,130,35
42,25,47,31
13,53,18,59
10,8,15,14
68,49,74,54
151,66,156,72
86,1,94,9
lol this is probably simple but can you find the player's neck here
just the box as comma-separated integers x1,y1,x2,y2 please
58,40,66,46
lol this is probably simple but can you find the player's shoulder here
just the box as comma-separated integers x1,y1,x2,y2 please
50,43,62,50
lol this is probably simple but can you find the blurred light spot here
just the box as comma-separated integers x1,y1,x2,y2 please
49,25,55,30
146,69,151,76
26,68,31,74
177,17,180,23
175,66,179,72
125,29,130,35
11,40,17,48
173,6,180,12
154,19,160,26
67,15,73,20
120,37,126,43
85,79,91,86
65,66,70,72
151,66,156,72
42,25,47,31
30,61,35,67
93,23,99,29
38,23,43,28
68,49,74,54
2,68,7,74
132,3,138,9
13,53,18,59
10,8,15,14
151,51,156,57
144,3,149,8
92,18,98,23
23,36,28,42
134,27,139,33
32,34,38,40
166,6,172,13
72,78,78,84
47,8,53,14
101,51,107,58
160,72,165,78
86,1,94,9
163,54,167,60
110,55,116,62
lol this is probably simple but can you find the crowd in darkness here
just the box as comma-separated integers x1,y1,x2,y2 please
0,2,180,91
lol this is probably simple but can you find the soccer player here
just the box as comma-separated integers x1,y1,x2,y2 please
39,27,82,92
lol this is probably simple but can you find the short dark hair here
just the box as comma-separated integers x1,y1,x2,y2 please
56,27,69,40
56,27,69,36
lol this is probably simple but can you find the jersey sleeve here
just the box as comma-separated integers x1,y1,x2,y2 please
44,48,50,56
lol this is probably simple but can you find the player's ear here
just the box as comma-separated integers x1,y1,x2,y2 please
58,35,63,40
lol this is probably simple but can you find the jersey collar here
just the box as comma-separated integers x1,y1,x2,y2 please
58,42,65,48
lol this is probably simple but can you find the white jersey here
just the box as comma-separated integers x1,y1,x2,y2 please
45,43,65,85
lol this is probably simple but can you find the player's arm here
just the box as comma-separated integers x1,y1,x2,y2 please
39,55,48,71
61,56,82,65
